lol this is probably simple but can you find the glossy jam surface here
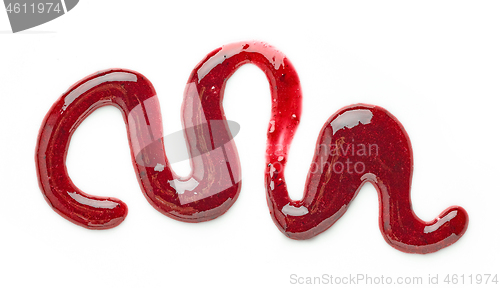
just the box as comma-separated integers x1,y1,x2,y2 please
36,41,468,253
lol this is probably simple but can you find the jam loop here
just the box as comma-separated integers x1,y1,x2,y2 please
36,41,467,253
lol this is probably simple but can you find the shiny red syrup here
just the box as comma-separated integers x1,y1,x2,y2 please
36,41,468,254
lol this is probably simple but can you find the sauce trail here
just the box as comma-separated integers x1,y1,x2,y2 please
35,41,468,254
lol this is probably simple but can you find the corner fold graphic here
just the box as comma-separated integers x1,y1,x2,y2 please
3,0,79,33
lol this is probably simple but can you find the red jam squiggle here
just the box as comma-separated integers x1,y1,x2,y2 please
35,42,468,253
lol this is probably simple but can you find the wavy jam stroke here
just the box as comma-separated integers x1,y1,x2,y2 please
35,41,468,254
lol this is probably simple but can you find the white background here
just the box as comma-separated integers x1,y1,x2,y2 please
0,1,499,287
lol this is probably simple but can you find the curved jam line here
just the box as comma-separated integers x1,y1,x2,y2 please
35,41,468,254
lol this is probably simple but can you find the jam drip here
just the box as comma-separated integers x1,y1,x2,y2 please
36,41,468,253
